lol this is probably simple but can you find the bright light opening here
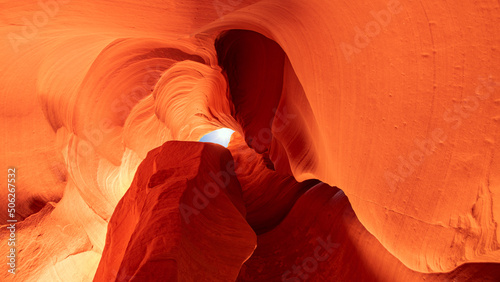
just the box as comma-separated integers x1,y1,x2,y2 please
199,128,235,148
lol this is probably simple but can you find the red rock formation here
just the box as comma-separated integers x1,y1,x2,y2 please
228,133,319,234
1,0,499,281
238,183,500,281
94,141,256,281
203,1,500,272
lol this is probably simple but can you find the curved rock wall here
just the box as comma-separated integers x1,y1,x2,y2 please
1,0,499,281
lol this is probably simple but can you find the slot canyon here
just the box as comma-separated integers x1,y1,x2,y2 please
1,0,499,281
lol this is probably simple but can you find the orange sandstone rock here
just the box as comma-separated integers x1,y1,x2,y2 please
0,0,499,280
93,141,256,281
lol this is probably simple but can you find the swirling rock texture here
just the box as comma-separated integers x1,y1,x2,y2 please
0,0,499,281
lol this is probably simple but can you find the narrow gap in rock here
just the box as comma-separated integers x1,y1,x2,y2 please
198,128,235,147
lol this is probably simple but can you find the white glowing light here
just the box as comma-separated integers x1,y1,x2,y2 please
199,128,235,147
